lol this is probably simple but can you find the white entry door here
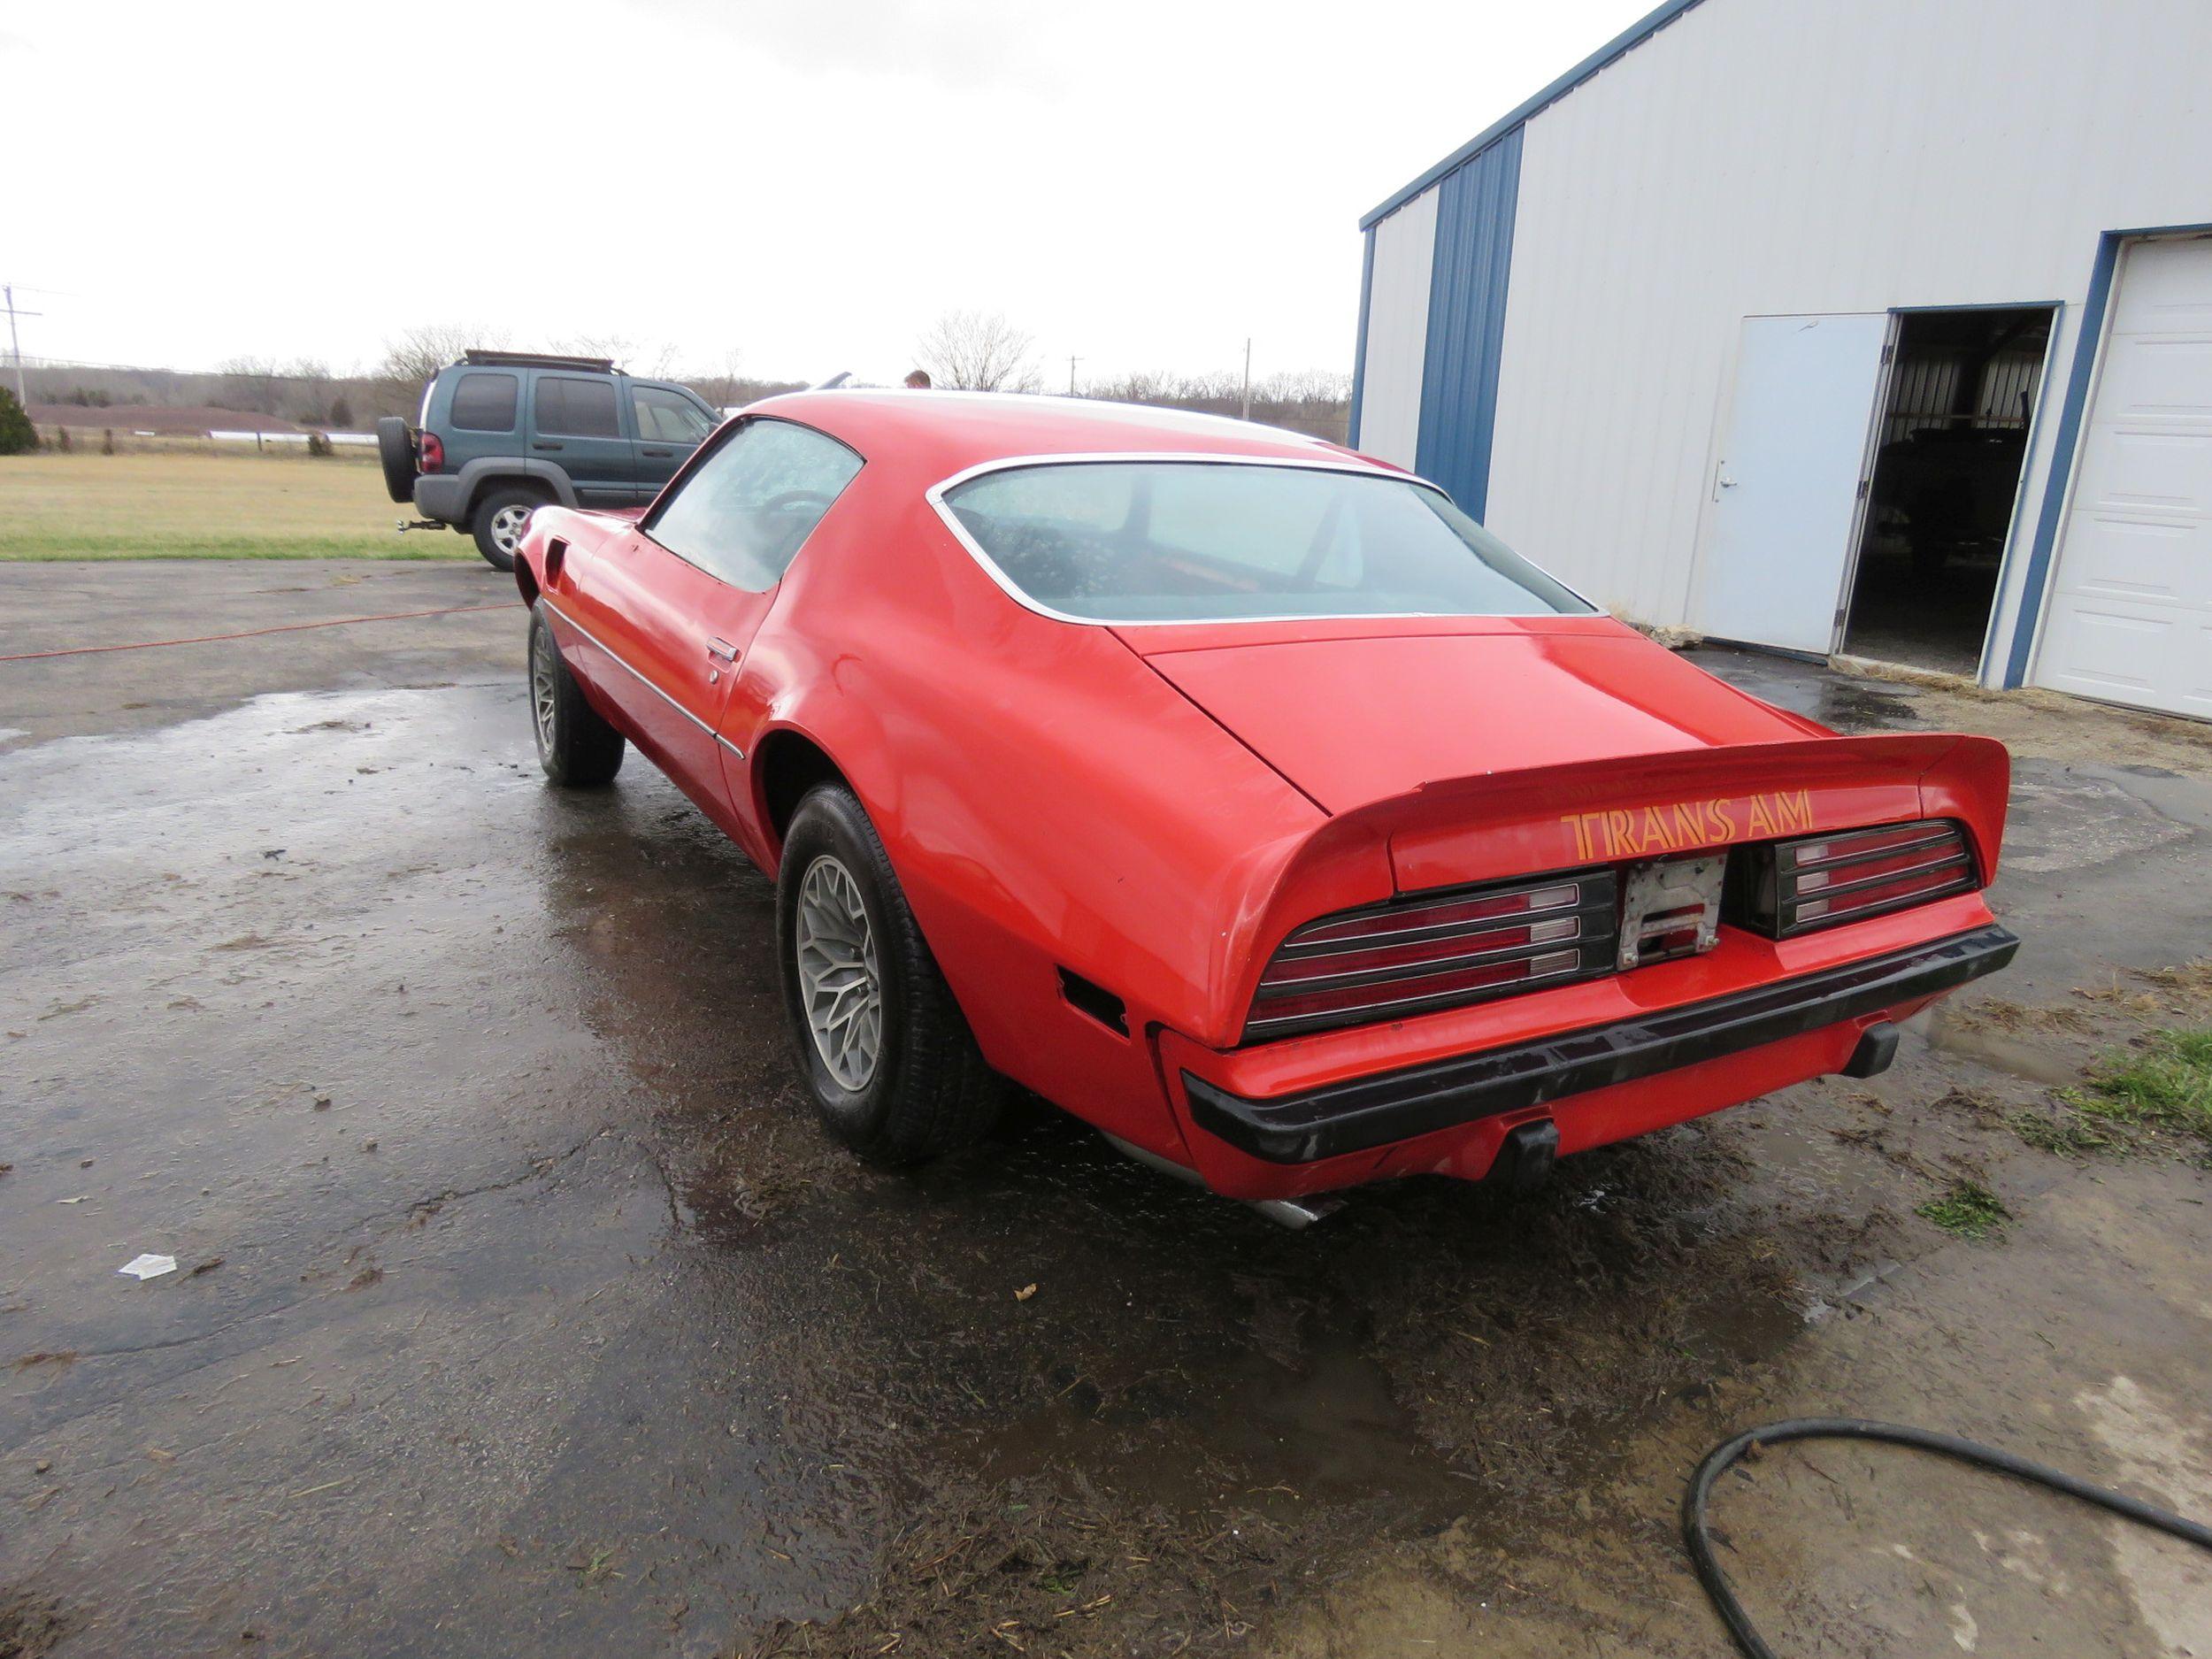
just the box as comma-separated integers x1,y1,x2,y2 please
2033,235,2212,718
1693,313,1894,654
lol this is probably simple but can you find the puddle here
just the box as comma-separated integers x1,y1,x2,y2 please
0,680,1878,1657
1678,647,1924,730
1924,1005,2084,1085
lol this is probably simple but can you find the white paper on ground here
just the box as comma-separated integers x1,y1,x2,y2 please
118,1253,178,1279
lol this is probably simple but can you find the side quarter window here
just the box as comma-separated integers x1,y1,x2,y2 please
644,418,863,590
448,372,518,432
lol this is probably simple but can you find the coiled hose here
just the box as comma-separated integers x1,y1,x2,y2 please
1685,1417,2212,1659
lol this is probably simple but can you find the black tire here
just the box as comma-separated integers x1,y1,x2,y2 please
527,604,625,787
375,415,417,504
472,485,544,572
777,783,1002,1164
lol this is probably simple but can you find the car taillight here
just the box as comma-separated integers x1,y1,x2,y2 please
1752,819,1978,937
1245,869,1617,1041
418,431,444,472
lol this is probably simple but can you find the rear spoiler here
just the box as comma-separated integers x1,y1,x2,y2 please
1378,733,2011,893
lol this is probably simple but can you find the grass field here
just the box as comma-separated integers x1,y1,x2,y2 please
0,449,475,560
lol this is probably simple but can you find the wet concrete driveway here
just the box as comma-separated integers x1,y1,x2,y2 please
4,561,2211,1656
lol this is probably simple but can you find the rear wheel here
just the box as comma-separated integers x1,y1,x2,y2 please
472,486,542,572
375,415,417,504
527,604,625,786
778,783,1002,1163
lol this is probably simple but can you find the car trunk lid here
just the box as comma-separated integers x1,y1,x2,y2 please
1121,620,1823,818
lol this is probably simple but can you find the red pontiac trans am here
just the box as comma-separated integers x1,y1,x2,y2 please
513,391,2016,1220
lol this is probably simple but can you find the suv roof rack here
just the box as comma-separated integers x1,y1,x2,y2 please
459,349,618,373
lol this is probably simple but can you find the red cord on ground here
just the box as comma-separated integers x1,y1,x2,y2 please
0,601,521,664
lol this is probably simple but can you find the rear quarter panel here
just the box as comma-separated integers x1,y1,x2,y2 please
743,456,1326,1156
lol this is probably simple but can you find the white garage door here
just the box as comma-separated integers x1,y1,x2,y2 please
2035,235,2212,718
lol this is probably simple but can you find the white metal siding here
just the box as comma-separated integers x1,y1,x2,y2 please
1356,191,1439,470
2034,235,2212,717
1477,0,2212,671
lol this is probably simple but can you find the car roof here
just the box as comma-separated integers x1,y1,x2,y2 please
742,389,1390,480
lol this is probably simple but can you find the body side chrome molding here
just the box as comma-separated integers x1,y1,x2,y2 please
539,597,745,761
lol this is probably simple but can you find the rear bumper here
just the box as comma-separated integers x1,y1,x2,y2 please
1182,923,2017,1165
412,475,466,525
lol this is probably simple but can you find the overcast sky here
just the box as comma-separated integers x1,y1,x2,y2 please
6,0,1651,387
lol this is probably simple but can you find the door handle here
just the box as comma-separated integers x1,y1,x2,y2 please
640,447,674,458
706,637,739,664
533,441,565,452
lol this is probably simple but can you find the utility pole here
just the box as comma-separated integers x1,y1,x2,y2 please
1240,337,1252,422
1067,354,1082,397
3,284,41,408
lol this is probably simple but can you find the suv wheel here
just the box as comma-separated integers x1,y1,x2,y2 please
777,783,1003,1164
472,487,543,572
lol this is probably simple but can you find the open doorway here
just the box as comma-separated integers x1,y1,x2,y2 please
1840,306,2055,674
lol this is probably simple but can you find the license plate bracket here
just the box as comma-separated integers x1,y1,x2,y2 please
1617,854,1725,971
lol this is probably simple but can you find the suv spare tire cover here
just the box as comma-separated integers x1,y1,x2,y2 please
376,416,417,504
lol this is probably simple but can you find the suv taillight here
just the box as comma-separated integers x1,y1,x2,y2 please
1244,869,1617,1041
1747,819,1978,937
418,431,444,472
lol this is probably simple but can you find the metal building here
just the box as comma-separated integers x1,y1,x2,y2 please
1350,0,2212,718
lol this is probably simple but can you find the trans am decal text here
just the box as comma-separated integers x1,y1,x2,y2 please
1561,789,1816,863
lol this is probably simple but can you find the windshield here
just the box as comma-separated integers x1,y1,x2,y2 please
938,461,1594,624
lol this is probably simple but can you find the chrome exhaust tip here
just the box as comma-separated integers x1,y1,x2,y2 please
1247,1194,1347,1230
1100,1133,1347,1229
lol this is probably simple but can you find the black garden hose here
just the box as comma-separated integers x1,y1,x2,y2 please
1685,1417,2212,1659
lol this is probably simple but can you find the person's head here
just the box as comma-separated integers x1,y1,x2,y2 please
903,369,932,389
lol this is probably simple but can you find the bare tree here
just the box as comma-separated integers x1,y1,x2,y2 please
280,357,333,422
914,310,1039,392
1083,367,1352,442
680,349,806,411
548,334,674,376
214,356,287,416
375,323,504,393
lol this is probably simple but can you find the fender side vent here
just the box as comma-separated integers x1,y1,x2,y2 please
544,536,568,583
1057,968,1128,1037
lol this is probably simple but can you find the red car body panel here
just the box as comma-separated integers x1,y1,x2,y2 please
514,391,2014,1198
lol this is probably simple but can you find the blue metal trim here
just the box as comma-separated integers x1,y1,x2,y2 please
1360,0,1708,230
1348,226,1377,449
1413,128,1523,521
2000,225,2212,687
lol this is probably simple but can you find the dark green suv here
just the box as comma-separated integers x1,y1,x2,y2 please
377,350,720,569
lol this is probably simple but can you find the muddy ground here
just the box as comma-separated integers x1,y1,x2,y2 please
3,560,2209,1658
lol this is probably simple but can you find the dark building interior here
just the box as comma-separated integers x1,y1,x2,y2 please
1840,306,2055,675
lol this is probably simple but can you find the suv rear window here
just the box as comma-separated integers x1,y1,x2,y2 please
536,376,621,439
449,372,518,432
938,461,1594,624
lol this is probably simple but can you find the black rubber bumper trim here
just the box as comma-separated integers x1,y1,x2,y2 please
1183,924,2018,1164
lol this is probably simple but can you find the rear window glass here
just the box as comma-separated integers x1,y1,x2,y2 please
536,376,620,439
940,461,1594,623
449,372,517,432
